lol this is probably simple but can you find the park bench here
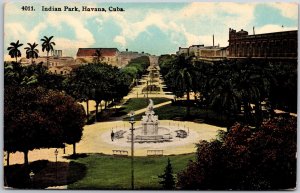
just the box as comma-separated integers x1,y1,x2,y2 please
114,130,126,139
112,150,128,156
147,150,163,156
194,118,204,123
175,130,188,138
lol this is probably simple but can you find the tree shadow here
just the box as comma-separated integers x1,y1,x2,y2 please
4,159,86,189
63,153,88,160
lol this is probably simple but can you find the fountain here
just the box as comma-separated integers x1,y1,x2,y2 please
127,99,173,143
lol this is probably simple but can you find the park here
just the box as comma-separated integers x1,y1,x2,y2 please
4,30,297,190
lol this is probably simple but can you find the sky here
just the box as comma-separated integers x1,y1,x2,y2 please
4,2,298,59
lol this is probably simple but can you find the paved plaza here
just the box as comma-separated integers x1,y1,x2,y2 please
6,120,225,165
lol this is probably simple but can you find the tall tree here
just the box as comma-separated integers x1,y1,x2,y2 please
41,36,55,67
24,42,39,64
209,63,240,130
165,54,196,117
7,40,23,62
45,90,86,155
158,158,176,190
4,86,85,165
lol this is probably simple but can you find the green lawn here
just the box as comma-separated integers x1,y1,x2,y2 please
121,97,170,113
68,153,195,190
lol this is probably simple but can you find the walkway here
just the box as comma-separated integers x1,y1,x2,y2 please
79,56,174,114
133,100,171,115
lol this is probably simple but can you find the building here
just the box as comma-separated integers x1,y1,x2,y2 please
176,47,189,55
228,28,297,59
20,50,77,75
176,45,228,60
48,65,80,76
20,50,75,67
76,48,119,66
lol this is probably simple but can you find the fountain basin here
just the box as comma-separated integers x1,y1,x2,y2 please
127,126,173,143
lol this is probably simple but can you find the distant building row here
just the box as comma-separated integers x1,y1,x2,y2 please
76,48,148,67
20,48,149,75
177,28,298,60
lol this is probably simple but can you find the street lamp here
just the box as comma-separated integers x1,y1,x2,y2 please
29,170,35,188
146,81,149,99
129,111,136,190
54,149,58,180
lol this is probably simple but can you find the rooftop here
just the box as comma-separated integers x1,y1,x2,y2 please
77,48,119,57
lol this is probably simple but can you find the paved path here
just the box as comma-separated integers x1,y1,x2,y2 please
133,100,172,115
80,56,174,115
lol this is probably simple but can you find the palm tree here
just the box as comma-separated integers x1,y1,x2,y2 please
93,49,102,64
24,42,39,64
209,63,240,131
7,40,23,62
172,54,196,117
41,36,55,67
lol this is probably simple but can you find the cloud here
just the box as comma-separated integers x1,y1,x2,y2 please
268,2,298,19
102,2,258,51
4,23,27,40
256,24,297,34
28,23,47,43
114,35,126,47
34,12,96,55
94,18,104,31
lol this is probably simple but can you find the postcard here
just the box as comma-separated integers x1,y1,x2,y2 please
3,1,298,190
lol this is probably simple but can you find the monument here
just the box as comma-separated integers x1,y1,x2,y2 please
128,99,172,143
141,99,159,136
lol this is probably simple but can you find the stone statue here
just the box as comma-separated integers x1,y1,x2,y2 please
147,99,154,113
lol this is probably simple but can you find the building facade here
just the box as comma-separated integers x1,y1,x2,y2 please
228,28,297,59
76,48,119,66
176,45,228,60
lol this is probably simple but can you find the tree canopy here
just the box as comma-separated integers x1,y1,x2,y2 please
177,116,296,190
4,86,86,164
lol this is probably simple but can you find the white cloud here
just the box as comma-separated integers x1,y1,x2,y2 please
101,2,258,51
28,23,47,43
114,35,126,47
256,24,298,34
4,23,27,39
269,2,298,19
43,13,95,54
94,18,104,31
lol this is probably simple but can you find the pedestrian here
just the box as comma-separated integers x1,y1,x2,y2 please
111,130,115,141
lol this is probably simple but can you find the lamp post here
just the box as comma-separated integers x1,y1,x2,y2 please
129,111,135,190
146,81,149,99
29,170,35,188
54,149,58,180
